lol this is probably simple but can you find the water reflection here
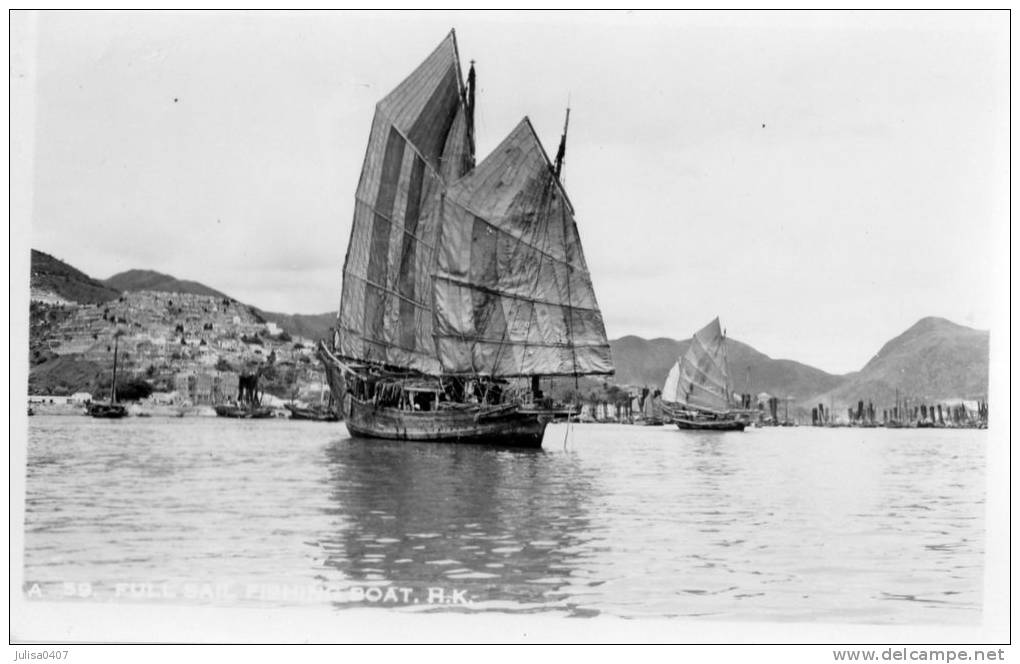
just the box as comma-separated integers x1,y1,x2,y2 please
23,418,987,623
317,438,602,614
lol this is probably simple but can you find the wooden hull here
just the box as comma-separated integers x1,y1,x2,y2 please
88,403,128,419
341,396,547,447
674,417,746,432
318,342,550,447
285,404,339,422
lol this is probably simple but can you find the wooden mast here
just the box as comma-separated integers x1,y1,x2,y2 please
111,332,120,404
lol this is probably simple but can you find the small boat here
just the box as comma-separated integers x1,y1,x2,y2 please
88,402,129,418
661,317,747,432
674,416,745,432
214,404,274,419
88,331,128,419
285,403,339,422
216,367,275,419
286,373,341,422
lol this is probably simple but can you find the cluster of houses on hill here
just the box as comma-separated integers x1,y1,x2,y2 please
29,289,329,406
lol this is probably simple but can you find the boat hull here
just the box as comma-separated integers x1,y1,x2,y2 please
87,403,128,419
674,417,746,432
318,342,551,448
214,405,274,419
342,396,547,448
285,404,339,422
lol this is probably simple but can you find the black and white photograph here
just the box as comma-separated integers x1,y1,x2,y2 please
9,9,1010,654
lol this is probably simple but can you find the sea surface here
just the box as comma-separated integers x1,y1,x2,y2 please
21,417,986,623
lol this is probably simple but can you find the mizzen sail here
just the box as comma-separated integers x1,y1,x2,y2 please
337,31,472,374
433,118,612,376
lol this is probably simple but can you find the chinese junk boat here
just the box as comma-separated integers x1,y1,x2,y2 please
661,318,746,432
317,31,613,448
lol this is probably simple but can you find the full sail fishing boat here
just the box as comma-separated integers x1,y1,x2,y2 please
317,31,613,447
661,317,746,432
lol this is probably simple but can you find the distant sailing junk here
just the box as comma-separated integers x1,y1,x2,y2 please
317,30,613,447
660,317,747,432
88,329,128,419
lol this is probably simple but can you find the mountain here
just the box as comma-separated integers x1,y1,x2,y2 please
104,269,232,300
610,335,844,400
809,317,988,410
30,250,121,304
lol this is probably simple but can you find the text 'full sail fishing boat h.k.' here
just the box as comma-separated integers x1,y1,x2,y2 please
317,30,613,447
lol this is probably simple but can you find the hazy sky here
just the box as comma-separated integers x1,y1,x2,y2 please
16,10,1009,374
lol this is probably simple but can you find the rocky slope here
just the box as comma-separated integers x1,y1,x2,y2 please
30,250,120,305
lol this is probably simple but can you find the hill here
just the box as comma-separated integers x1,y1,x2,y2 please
809,317,988,410
28,354,107,396
30,250,121,305
609,335,845,400
104,269,231,300
104,269,335,341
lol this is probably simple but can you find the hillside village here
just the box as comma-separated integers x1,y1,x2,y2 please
29,287,326,407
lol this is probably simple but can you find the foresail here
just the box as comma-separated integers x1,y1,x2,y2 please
662,360,681,402
433,118,613,377
672,317,733,413
337,32,471,373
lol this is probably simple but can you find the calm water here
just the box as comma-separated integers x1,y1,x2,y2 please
22,417,986,623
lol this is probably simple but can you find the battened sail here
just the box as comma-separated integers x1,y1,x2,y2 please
663,317,734,413
432,118,613,377
337,31,473,374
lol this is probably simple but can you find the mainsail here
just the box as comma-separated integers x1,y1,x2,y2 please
663,317,735,413
337,31,473,374
337,32,612,379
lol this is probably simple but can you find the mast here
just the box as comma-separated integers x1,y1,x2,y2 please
111,332,119,404
466,60,476,168
555,104,578,389
554,104,570,179
721,325,733,410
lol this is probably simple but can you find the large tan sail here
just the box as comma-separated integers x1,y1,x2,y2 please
337,31,472,374
432,118,613,377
